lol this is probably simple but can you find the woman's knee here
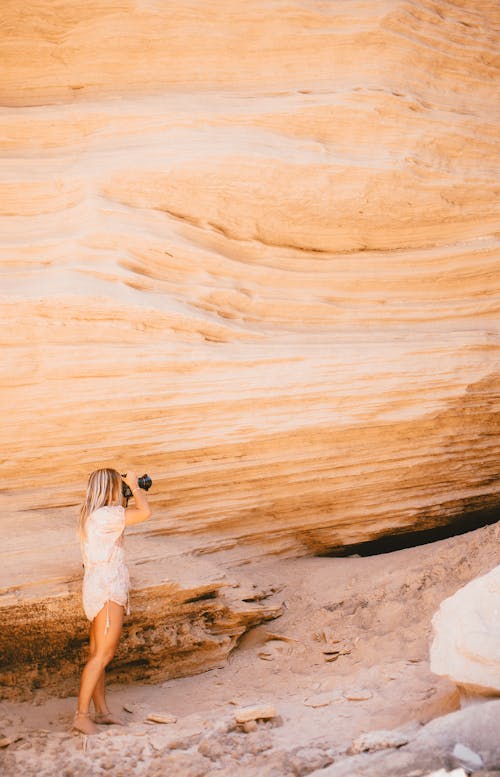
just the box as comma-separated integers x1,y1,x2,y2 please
88,648,115,670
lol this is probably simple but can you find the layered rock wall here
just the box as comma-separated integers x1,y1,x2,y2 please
1,0,499,556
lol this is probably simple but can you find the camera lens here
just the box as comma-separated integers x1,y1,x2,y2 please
138,474,152,491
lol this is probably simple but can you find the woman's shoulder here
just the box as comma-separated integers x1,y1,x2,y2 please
90,504,125,522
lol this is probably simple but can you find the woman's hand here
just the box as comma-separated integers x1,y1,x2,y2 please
123,470,139,489
122,469,152,525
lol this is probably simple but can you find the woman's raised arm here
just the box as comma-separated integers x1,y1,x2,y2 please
123,470,152,525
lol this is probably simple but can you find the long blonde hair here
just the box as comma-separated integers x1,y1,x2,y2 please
78,468,122,542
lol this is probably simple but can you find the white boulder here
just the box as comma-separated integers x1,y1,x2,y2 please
430,564,500,696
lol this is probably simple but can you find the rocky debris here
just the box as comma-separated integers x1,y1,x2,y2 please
240,720,259,733
0,733,23,748
423,770,467,777
313,628,354,662
349,729,410,754
146,712,177,724
315,699,500,777
285,746,335,776
0,709,337,777
430,565,500,697
234,705,277,724
314,627,340,644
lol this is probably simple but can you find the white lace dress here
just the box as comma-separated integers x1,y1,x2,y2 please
81,505,131,635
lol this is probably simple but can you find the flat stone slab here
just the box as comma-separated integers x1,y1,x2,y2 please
234,705,277,723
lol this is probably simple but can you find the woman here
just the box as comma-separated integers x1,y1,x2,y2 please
73,468,152,735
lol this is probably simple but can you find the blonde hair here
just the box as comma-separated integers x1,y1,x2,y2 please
78,468,122,542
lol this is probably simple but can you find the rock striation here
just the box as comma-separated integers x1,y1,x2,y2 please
1,0,499,557
0,495,283,699
0,0,500,694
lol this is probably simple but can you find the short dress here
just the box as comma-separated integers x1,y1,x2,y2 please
81,504,131,635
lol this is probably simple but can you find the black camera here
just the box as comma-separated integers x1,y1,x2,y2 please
121,473,152,500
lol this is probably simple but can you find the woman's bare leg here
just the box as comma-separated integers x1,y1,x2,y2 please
88,610,126,726
89,619,107,715
74,601,123,734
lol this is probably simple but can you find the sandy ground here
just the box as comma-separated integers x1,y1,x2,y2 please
1,523,498,776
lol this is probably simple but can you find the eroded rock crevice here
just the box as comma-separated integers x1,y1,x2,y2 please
320,506,500,557
0,579,282,701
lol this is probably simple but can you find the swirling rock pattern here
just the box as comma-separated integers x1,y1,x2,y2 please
0,1,499,560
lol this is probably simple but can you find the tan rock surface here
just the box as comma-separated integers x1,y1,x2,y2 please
1,1,499,559
1,0,500,699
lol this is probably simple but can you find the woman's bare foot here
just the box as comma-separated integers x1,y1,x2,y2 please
72,711,99,735
94,710,125,726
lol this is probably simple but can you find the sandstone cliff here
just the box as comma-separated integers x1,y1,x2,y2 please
0,0,499,693
1,0,499,553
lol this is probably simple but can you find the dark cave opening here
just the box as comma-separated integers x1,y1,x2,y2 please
322,506,499,557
